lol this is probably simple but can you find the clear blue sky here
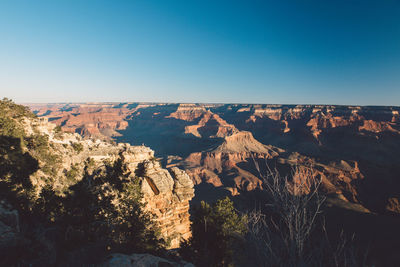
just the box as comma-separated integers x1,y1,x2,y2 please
0,0,399,105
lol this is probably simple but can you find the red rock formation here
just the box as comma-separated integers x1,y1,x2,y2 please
28,103,135,139
184,110,238,138
28,103,400,214
167,103,207,121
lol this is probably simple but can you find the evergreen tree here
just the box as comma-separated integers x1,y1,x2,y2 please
182,197,247,266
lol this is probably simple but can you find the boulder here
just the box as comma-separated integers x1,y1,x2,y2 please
100,253,194,267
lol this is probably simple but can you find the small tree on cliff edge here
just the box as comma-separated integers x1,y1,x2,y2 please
181,197,247,267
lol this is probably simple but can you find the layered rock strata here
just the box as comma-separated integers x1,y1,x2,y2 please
29,103,400,214
20,116,195,249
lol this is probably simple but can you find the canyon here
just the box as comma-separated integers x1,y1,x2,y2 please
29,102,400,215
0,106,195,265
0,100,397,264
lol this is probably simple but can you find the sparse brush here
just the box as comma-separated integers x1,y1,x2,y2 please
244,161,368,267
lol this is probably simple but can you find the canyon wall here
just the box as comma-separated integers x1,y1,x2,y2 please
29,103,400,214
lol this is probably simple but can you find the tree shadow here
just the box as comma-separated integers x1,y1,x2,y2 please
0,136,38,201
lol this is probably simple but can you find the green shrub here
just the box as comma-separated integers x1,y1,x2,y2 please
54,125,64,139
182,197,247,266
84,157,95,168
26,134,49,151
0,98,31,147
25,134,61,176
65,164,80,181
54,125,62,133
71,142,84,153
0,97,35,120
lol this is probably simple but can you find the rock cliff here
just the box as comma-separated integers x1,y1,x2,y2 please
136,161,194,248
3,113,194,250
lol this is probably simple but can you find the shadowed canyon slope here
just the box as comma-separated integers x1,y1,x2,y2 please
29,103,400,214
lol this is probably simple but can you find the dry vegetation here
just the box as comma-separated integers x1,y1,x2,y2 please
244,163,368,267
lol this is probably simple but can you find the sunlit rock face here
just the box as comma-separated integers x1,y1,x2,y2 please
92,148,194,249
167,103,207,121
75,144,194,249
136,161,194,249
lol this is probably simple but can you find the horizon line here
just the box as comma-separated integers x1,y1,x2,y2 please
17,101,400,108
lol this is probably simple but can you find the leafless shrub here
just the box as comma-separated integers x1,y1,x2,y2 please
244,162,367,267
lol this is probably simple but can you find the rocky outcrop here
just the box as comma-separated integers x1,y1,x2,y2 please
167,103,207,121
138,161,194,248
14,114,195,249
100,253,194,267
212,131,281,154
184,111,238,138
72,145,194,249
